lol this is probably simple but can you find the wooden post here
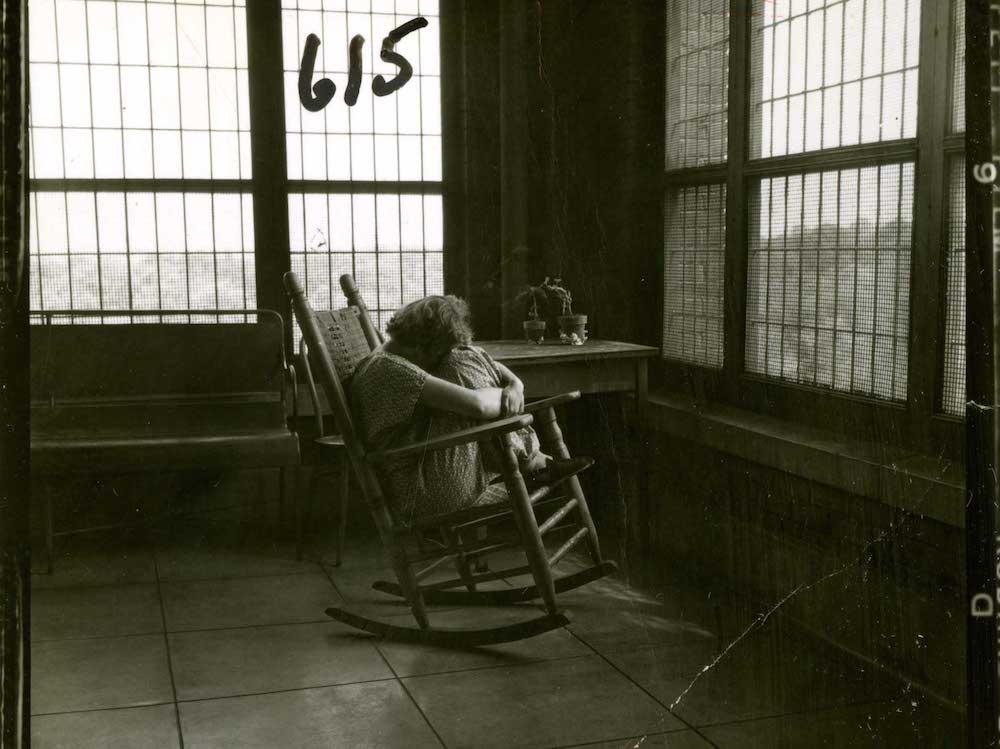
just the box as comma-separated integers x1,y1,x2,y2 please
0,0,30,742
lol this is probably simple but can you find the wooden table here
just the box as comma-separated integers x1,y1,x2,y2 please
477,340,657,413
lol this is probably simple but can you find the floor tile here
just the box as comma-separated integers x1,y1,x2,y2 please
31,704,180,749
178,681,442,749
605,629,904,728
155,535,319,582
32,584,163,641
31,634,174,714
169,621,393,700
403,654,684,749
377,606,591,677
554,577,718,655
701,697,963,748
32,543,157,590
561,730,715,749
160,572,339,631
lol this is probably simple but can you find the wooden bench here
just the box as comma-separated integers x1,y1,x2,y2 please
30,310,300,571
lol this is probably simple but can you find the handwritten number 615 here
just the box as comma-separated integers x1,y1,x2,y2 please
298,16,428,112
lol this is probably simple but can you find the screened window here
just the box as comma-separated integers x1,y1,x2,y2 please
941,156,964,416
749,0,919,159
951,0,964,133
664,0,729,169
663,184,726,367
661,0,729,368
28,0,255,321
29,191,255,318
746,0,919,400
29,0,251,180
663,0,963,428
282,0,442,334
745,164,912,399
940,0,965,416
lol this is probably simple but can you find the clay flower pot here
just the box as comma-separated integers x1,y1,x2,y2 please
523,319,546,343
558,314,588,345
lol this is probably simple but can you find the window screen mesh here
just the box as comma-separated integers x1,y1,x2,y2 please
941,156,965,416
951,0,965,133
288,192,442,338
28,0,251,180
749,0,919,159
662,183,725,368
281,0,441,181
29,191,256,322
664,0,729,169
745,163,913,400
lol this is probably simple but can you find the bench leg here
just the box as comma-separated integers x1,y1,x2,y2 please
334,460,349,567
297,467,318,561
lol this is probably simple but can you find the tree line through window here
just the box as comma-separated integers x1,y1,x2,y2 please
28,0,443,334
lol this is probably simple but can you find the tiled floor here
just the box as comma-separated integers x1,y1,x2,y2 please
30,521,963,748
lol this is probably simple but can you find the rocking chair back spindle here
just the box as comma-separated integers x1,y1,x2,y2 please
283,271,618,646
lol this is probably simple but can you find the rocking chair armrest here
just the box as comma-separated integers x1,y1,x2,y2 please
285,362,299,421
523,391,581,413
366,414,535,464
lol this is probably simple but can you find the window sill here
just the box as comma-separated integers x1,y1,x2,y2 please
646,393,964,529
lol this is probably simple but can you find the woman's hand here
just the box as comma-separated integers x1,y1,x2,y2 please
500,381,524,416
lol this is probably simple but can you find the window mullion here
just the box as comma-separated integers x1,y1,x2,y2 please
245,0,291,345
723,0,751,398
907,0,950,429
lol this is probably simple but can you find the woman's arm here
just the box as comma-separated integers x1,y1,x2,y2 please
492,360,524,415
420,375,505,419
493,360,523,390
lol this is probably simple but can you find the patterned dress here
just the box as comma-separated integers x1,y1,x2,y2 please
350,345,539,525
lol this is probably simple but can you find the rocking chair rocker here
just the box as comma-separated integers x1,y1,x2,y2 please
284,271,618,646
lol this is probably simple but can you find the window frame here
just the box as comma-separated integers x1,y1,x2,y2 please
26,0,454,352
659,0,962,456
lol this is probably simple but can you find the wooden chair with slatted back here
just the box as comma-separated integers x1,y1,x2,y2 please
283,271,617,645
294,313,367,565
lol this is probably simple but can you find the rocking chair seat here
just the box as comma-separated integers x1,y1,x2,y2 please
400,455,594,532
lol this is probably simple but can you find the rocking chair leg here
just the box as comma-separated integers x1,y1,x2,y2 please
443,526,477,592
535,407,603,565
567,474,602,564
392,556,430,628
498,435,558,615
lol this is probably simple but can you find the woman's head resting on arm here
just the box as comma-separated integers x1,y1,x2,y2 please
384,295,473,370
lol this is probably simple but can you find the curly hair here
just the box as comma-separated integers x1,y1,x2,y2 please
386,295,474,366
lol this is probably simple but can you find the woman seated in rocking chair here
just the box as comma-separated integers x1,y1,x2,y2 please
350,295,589,525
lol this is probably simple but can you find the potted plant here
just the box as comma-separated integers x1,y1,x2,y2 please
541,276,587,345
517,285,548,343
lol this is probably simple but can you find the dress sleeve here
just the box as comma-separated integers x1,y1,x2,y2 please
381,355,429,420
352,353,431,450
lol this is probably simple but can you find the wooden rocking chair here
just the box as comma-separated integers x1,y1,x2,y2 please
284,271,618,646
